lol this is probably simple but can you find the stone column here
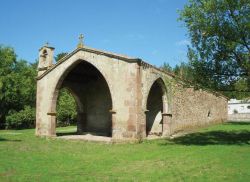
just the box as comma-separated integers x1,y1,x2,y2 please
47,112,57,137
162,113,172,137
136,109,147,140
110,110,119,138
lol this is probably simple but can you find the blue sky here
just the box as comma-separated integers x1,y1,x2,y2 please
0,0,190,67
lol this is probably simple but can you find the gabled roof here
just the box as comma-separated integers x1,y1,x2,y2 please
37,46,176,80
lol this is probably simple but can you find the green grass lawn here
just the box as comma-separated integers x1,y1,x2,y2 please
0,122,250,182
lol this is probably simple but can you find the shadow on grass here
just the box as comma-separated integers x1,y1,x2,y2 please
56,131,77,136
0,137,21,142
226,121,250,125
164,130,250,146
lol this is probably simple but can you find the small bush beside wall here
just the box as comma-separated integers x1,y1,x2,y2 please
6,106,35,129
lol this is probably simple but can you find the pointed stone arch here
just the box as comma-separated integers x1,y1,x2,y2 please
36,55,115,137
145,77,169,137
52,59,113,136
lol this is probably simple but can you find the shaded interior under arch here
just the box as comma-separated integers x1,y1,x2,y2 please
146,80,164,136
56,61,112,137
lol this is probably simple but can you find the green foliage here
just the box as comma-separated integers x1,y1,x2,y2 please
161,61,194,82
0,46,16,125
0,46,76,129
55,52,67,62
160,62,173,72
173,62,194,81
234,78,249,91
0,46,36,128
179,0,250,98
56,88,77,126
5,106,35,129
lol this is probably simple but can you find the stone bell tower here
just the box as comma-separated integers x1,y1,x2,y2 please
38,43,55,76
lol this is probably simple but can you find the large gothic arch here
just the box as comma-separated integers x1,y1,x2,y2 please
36,48,116,137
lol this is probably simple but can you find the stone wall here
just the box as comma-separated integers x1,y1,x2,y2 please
170,86,228,134
228,114,250,121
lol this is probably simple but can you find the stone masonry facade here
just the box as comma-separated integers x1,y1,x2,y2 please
36,44,228,142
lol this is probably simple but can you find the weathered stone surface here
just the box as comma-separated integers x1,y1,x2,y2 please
36,45,228,141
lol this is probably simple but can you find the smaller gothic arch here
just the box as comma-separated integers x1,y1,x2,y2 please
145,77,168,136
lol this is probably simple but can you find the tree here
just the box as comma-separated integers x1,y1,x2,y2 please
55,52,67,62
161,62,194,82
160,62,173,72
173,62,194,81
0,47,74,129
0,46,36,128
179,0,250,95
0,46,16,126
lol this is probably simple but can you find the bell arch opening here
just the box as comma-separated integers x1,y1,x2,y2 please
146,78,167,137
52,60,113,137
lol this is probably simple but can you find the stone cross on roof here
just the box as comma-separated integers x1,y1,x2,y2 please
77,34,84,48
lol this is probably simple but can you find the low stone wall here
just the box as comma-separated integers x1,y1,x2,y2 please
170,86,228,135
228,113,250,122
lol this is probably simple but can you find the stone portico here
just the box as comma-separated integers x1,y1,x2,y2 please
36,41,228,142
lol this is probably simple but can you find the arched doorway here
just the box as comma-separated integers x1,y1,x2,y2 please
146,78,167,137
53,60,113,137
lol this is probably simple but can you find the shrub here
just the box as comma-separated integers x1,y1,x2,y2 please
6,106,35,129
